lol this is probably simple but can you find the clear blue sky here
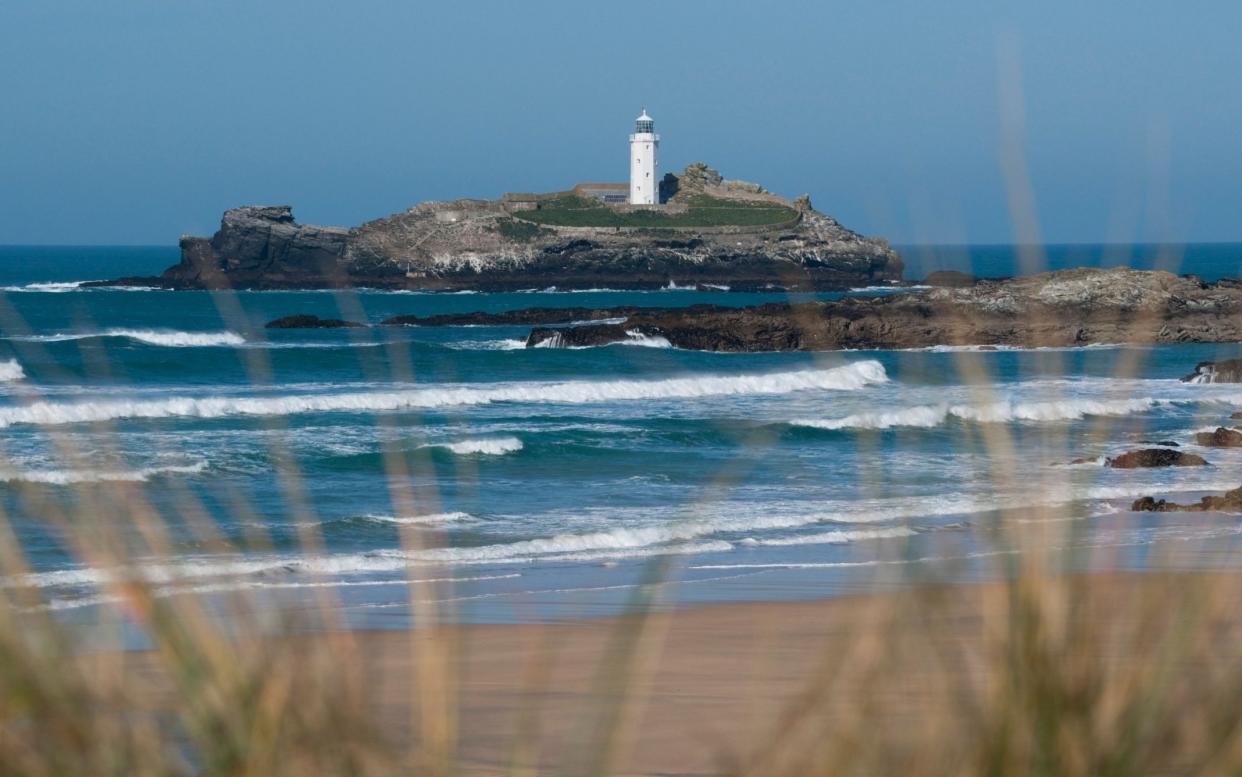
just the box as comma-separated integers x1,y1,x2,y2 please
2,0,1238,245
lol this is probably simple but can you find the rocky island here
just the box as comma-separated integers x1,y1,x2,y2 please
99,164,901,292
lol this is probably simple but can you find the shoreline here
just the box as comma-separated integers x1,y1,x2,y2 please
113,570,1242,775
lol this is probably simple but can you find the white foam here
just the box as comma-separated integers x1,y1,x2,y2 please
0,359,24,382
13,329,245,347
793,396,1166,431
850,284,930,293
530,329,685,349
422,437,523,456
362,512,475,526
0,281,99,293
0,361,886,429
446,339,527,351
622,329,673,348
0,461,207,485
740,526,918,546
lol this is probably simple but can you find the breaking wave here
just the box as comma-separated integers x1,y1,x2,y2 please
0,281,99,293
13,329,245,347
421,437,523,456
0,461,207,485
0,361,886,429
739,526,918,546
361,512,475,526
793,396,1167,431
530,329,673,349
0,360,24,382
446,339,528,351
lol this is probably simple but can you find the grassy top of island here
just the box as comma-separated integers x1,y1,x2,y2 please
511,193,800,229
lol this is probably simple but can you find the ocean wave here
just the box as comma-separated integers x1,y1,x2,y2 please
421,437,523,456
12,329,245,347
739,526,918,546
0,461,207,485
17,477,1231,590
40,572,523,612
445,339,527,351
792,396,1167,431
361,512,475,526
0,361,886,429
0,281,100,293
849,284,929,293
0,359,24,382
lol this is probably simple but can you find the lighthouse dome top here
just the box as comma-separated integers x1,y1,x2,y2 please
634,109,655,134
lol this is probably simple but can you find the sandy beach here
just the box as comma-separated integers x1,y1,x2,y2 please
109,570,1242,776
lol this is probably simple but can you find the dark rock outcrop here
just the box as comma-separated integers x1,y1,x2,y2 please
99,206,353,290
1183,359,1242,383
1132,485,1242,513
526,324,641,349
1194,427,1242,447
1105,449,1208,468
923,270,980,288
514,268,1242,351
265,315,365,329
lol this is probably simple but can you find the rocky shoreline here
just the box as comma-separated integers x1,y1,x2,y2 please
266,268,1242,353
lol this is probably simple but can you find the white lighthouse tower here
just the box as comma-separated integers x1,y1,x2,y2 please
629,108,659,205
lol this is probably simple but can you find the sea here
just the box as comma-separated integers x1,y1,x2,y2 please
1,242,1242,629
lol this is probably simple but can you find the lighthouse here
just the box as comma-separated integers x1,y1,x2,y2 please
629,108,659,205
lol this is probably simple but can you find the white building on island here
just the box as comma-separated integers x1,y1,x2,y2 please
629,108,659,205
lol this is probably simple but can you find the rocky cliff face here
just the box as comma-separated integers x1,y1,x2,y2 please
105,173,901,291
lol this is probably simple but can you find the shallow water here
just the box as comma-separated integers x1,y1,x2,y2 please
1,244,1241,627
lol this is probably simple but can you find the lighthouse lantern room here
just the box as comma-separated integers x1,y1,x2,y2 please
629,109,659,205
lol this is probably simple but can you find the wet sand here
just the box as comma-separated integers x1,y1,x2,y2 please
309,570,1242,775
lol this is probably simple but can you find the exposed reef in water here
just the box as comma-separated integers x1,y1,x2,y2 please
1132,485,1242,513
1195,428,1242,448
266,315,366,329
95,165,901,292
1183,359,1242,383
259,267,1242,352
1104,449,1207,468
518,268,1242,351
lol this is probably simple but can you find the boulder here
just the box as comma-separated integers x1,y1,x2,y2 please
266,314,365,329
1132,485,1242,513
680,162,724,189
1105,449,1208,468
525,324,632,349
1194,427,1242,447
1182,359,1242,383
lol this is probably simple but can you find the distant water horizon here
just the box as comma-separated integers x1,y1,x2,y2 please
2,242,1239,286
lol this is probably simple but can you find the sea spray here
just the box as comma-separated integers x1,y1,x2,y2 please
421,438,524,456
792,396,1170,431
0,360,24,382
11,329,245,347
0,361,887,429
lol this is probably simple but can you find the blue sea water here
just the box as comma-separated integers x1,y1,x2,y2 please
1,243,1241,627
